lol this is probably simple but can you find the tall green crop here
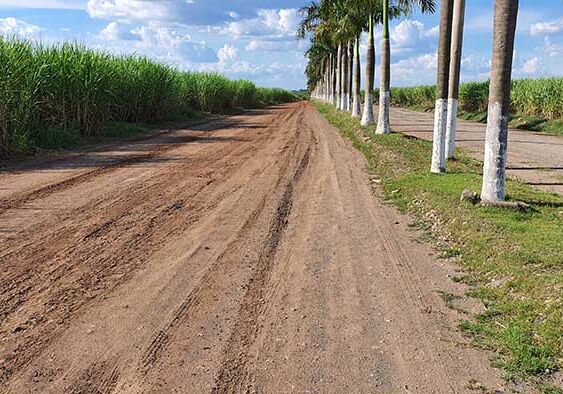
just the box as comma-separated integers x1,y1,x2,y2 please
0,37,297,155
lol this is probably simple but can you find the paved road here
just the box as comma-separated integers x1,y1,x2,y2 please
1,103,510,393
390,107,563,194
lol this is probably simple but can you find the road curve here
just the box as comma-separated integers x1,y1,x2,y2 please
1,102,507,393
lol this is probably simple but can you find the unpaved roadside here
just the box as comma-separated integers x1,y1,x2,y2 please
389,107,563,194
1,102,514,393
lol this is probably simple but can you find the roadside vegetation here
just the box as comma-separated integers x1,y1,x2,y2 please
386,78,563,135
0,37,297,156
315,101,563,392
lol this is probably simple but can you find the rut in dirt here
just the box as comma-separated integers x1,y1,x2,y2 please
0,102,508,394
212,143,311,394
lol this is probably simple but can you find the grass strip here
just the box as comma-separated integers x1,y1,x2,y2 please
314,101,563,392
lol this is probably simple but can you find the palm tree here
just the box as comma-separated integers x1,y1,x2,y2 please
481,0,520,202
348,40,354,112
341,41,349,110
351,35,362,118
377,0,436,134
376,0,391,134
430,0,454,173
336,43,342,107
445,0,466,159
361,14,376,125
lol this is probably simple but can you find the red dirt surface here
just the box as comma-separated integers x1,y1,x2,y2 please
1,103,515,393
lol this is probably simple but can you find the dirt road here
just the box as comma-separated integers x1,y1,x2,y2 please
389,107,563,194
1,102,509,393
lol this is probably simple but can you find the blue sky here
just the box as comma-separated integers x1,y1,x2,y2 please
0,0,562,89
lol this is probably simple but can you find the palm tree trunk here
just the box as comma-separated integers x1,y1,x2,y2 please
348,41,353,112
325,58,330,102
352,36,362,118
431,0,454,173
481,0,519,202
361,14,375,126
336,43,342,109
341,42,349,111
328,53,333,104
445,0,466,159
332,52,338,106
376,0,391,135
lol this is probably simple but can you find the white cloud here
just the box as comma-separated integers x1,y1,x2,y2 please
0,0,85,9
388,52,437,85
217,43,237,63
95,22,218,64
223,8,299,39
245,39,306,52
99,21,138,41
520,57,541,74
87,0,172,23
0,17,41,38
530,18,563,36
391,20,438,49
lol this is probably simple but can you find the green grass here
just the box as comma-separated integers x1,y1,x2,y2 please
314,102,563,390
456,111,563,136
0,37,297,156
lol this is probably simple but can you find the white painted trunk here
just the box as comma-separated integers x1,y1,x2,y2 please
445,98,458,159
481,102,508,202
361,91,375,126
352,94,361,118
431,98,448,173
376,91,391,134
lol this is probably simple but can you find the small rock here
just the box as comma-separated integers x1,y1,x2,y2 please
460,189,480,205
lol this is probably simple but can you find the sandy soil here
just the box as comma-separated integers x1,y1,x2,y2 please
389,107,563,195
0,103,518,393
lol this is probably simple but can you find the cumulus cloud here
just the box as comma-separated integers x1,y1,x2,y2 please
0,17,41,38
222,8,299,39
530,18,563,36
96,22,218,64
99,21,139,41
382,52,437,86
0,0,85,9
217,44,237,63
87,0,172,23
86,0,303,26
391,20,438,50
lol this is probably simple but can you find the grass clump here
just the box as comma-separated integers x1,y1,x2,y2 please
0,37,297,155
313,102,563,389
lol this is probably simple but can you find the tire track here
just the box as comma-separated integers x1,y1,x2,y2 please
68,361,120,394
137,107,305,378
211,132,311,394
0,107,290,388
